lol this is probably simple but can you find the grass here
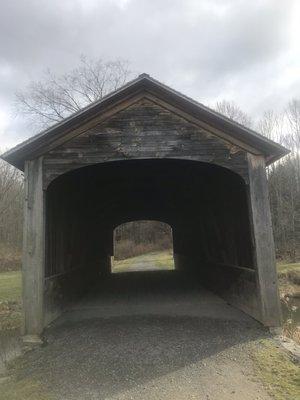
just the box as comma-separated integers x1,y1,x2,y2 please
277,263,300,344
252,339,300,400
0,271,21,302
277,263,300,292
0,244,21,273
0,270,46,400
112,250,175,273
277,262,300,273
277,262,300,287
0,271,22,331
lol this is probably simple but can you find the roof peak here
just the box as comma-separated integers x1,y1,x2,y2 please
138,73,151,79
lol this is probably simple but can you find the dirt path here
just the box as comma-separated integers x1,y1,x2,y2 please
112,251,174,273
3,272,275,400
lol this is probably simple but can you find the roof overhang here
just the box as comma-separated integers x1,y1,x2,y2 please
1,74,290,170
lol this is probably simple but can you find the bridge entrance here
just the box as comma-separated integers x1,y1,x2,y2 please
1,74,286,338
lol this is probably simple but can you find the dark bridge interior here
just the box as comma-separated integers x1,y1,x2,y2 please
44,159,259,324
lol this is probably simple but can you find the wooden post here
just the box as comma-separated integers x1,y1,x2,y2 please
248,154,282,326
22,157,45,341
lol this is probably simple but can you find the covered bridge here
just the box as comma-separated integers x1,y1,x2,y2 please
1,74,289,339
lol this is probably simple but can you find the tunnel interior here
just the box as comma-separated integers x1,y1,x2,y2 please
44,159,259,324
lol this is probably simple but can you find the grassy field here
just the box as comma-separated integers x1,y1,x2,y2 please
0,271,21,303
277,262,300,273
0,245,21,273
252,339,300,400
277,263,300,344
112,250,175,273
0,271,22,331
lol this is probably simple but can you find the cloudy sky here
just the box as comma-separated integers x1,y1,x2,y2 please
0,0,299,148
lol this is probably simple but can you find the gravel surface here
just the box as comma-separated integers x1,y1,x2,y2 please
12,272,272,399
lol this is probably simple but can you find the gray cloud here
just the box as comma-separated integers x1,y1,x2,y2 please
0,0,299,147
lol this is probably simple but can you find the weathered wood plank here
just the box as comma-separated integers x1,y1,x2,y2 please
43,99,249,187
247,153,282,326
22,157,45,339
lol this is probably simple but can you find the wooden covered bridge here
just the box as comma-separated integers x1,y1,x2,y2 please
1,74,288,339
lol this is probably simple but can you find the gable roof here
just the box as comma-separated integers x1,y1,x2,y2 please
1,73,289,170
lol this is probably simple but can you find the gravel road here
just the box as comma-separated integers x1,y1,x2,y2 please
11,272,272,400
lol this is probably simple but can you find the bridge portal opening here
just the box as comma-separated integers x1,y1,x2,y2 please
44,158,260,326
6,77,285,338
112,220,175,273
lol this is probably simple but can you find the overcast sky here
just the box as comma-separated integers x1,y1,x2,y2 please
0,0,299,149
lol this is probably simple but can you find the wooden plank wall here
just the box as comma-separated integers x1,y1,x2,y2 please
43,99,249,188
44,176,106,324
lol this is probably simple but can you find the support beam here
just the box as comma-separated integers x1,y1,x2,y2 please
247,154,282,326
22,157,45,339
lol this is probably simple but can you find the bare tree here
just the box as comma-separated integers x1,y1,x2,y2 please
285,99,300,150
214,100,252,128
256,110,283,142
114,221,173,260
15,56,132,128
214,100,299,262
257,102,300,262
0,155,23,252
3,56,131,262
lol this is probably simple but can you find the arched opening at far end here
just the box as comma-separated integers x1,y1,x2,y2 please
112,220,175,273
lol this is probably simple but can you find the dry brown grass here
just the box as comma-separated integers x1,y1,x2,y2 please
281,293,300,344
114,237,172,260
0,245,21,272
277,263,300,344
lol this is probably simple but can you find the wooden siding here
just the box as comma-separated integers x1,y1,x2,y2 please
43,98,249,187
